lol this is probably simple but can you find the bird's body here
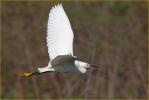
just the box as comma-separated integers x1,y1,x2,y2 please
19,4,99,77
38,59,88,74
37,54,88,74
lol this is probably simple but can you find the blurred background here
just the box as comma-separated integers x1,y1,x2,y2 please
1,1,148,99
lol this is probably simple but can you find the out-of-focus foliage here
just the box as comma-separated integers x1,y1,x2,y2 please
1,1,148,99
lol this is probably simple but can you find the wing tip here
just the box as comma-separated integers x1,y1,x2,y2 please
57,3,63,7
49,3,63,16
52,3,63,10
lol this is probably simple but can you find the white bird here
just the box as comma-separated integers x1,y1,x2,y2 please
19,4,99,77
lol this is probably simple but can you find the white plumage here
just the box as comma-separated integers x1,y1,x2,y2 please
47,4,74,61
18,4,99,77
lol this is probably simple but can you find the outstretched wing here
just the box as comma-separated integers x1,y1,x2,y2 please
47,4,74,61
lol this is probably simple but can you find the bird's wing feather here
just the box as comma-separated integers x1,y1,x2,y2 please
47,4,74,61
51,55,78,67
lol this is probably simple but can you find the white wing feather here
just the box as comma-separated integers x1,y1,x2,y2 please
47,4,74,61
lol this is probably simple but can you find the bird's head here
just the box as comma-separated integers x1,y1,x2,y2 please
75,61,100,69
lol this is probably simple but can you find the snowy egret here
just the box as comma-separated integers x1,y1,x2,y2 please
19,4,99,77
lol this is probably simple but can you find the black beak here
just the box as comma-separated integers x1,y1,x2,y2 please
90,64,100,68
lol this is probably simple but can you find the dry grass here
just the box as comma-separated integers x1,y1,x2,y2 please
1,1,148,99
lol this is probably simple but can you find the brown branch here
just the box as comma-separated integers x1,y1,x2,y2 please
84,30,97,99
17,34,40,100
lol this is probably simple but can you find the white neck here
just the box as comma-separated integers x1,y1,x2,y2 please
75,60,88,68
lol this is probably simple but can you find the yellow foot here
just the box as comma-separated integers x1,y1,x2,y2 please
18,72,32,77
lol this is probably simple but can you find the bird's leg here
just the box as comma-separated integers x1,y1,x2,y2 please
18,70,40,77
18,72,33,77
